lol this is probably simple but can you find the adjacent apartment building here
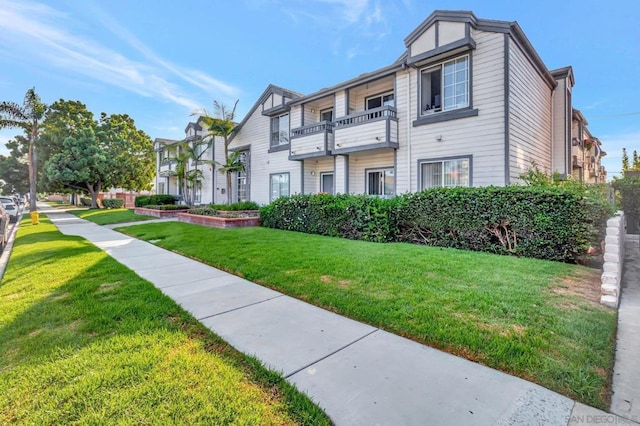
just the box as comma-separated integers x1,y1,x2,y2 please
154,10,607,206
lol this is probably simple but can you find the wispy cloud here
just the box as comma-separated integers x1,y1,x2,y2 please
267,0,408,59
0,0,239,112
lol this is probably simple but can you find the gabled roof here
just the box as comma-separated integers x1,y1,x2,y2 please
184,121,203,133
404,10,557,89
550,66,575,87
229,84,302,142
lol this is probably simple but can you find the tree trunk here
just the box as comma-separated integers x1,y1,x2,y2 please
87,183,101,209
224,138,231,205
28,138,37,212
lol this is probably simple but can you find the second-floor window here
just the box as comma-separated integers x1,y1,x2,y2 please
366,92,394,110
420,55,469,115
271,114,290,147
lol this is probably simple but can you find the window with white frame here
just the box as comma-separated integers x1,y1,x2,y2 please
270,172,289,201
367,168,395,197
421,158,470,189
271,114,290,147
320,108,333,122
420,56,469,115
366,92,395,110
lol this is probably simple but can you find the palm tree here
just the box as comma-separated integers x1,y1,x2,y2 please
162,142,190,204
197,100,240,204
0,88,47,212
182,137,215,205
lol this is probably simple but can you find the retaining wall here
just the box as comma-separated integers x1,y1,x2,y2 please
601,211,626,308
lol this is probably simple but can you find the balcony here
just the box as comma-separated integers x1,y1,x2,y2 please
158,158,176,177
289,121,334,160
333,106,399,155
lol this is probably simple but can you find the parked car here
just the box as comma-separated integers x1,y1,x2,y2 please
0,203,9,250
0,196,19,222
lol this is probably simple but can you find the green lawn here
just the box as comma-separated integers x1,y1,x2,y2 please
70,208,156,225
0,217,329,424
118,222,617,409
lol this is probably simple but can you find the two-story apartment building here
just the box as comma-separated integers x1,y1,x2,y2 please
157,10,606,205
154,120,222,205
571,109,607,183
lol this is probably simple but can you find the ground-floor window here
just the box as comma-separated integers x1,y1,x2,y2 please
320,172,334,195
420,157,470,189
158,182,165,194
270,172,290,201
367,168,394,197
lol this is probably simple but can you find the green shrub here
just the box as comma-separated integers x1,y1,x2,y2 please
209,201,260,211
395,186,613,262
260,194,399,242
612,176,640,233
102,198,125,209
143,204,190,211
80,197,92,207
260,188,614,263
135,195,177,207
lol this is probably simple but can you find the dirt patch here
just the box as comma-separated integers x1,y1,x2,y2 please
96,282,121,293
338,279,351,288
51,292,69,301
551,269,602,307
320,275,333,284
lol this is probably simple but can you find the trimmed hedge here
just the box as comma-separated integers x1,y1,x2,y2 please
260,194,399,243
260,187,614,263
209,201,260,211
135,194,177,207
143,204,190,211
102,198,124,209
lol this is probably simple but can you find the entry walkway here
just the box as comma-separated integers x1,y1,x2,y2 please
611,234,640,422
39,203,630,425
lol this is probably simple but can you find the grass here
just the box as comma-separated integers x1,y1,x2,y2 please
0,217,330,424
70,208,156,225
118,221,617,409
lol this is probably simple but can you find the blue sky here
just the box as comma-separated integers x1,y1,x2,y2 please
1,0,638,178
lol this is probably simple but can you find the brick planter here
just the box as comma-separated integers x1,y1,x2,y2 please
134,207,189,218
177,212,260,229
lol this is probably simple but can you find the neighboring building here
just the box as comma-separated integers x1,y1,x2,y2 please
571,109,607,183
157,10,606,206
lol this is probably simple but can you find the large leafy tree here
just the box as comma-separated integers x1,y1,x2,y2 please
0,135,30,194
97,113,155,192
44,128,117,208
41,105,155,208
198,100,241,204
0,88,47,212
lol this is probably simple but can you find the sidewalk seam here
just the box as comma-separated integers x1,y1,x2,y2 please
284,328,379,379
196,294,285,320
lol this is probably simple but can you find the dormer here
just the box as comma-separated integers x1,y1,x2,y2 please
261,85,301,117
404,11,476,68
184,122,203,140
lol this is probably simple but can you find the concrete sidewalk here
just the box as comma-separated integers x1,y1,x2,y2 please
611,234,640,422
39,203,632,425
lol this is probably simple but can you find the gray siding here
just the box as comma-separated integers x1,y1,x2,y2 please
508,36,553,182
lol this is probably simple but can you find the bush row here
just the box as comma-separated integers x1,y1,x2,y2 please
135,194,177,207
142,204,190,211
259,187,615,263
102,198,124,209
208,201,260,211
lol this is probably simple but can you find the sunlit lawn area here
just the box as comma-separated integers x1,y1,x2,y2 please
70,208,156,225
0,217,329,424
119,221,617,409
